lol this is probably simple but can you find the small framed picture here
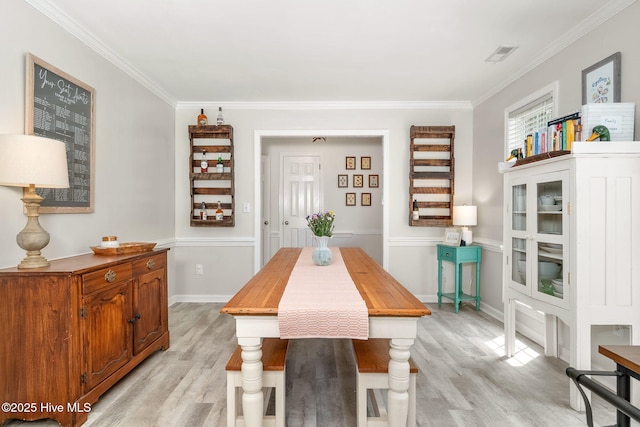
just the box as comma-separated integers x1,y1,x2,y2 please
361,193,371,206
346,193,356,206
346,156,356,170
353,174,364,188
361,156,371,170
443,227,462,246
338,174,348,188
369,174,379,188
582,52,621,104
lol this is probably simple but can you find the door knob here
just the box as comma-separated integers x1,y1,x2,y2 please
264,220,269,225
284,221,289,225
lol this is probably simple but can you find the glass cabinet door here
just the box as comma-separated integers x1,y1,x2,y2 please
533,171,569,308
506,169,569,309
507,180,531,295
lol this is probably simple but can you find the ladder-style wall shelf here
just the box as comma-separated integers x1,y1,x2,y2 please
188,125,234,227
409,125,455,226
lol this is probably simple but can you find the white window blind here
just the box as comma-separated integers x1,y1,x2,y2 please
507,94,554,154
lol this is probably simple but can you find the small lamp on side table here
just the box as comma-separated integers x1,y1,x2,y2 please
0,135,69,268
453,205,477,246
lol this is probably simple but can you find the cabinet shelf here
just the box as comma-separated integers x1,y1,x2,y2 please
188,124,234,227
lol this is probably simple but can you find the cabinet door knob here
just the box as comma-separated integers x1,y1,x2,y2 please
128,313,141,324
104,270,116,283
146,259,155,270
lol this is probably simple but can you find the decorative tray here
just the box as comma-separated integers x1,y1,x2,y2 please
90,242,156,256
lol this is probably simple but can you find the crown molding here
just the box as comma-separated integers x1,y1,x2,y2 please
176,100,473,110
25,0,177,107
473,0,637,106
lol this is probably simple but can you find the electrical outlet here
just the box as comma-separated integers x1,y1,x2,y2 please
243,202,250,213
195,264,203,275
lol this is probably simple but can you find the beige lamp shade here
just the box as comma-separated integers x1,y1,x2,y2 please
0,134,69,188
452,205,477,226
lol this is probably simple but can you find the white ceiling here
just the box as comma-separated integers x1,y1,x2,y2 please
26,0,635,106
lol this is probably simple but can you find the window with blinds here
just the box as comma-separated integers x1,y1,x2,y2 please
506,92,554,155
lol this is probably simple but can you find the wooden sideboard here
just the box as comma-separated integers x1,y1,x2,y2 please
0,249,170,427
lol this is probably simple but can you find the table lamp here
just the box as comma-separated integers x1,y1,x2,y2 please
453,205,477,246
0,135,69,268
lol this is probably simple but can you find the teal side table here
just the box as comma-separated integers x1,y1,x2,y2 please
437,244,482,313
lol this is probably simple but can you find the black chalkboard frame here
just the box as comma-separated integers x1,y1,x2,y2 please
25,53,95,213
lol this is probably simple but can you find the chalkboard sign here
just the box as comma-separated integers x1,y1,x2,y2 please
25,53,95,213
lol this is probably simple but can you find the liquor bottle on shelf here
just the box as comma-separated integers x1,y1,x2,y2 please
200,150,208,172
216,156,224,173
215,201,224,221
412,199,419,220
197,109,208,126
216,107,224,125
200,201,208,220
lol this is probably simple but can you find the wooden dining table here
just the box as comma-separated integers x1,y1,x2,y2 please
221,247,431,427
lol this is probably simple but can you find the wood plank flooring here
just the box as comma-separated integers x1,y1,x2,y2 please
5,303,615,426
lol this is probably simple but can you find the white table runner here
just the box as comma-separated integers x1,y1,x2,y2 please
278,247,369,339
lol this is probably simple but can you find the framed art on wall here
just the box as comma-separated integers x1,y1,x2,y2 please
353,174,363,188
346,156,356,170
582,52,621,104
361,156,371,170
346,193,356,206
361,193,371,206
443,227,462,246
25,53,95,213
369,174,379,188
338,174,348,188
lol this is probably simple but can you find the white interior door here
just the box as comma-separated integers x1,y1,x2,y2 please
282,155,321,247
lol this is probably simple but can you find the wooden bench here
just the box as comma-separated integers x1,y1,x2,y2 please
226,338,289,427
353,339,418,427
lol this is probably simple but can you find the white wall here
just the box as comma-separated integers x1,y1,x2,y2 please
0,1,176,288
473,1,640,344
173,107,474,302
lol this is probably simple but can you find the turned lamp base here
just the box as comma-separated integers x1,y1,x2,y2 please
16,184,51,269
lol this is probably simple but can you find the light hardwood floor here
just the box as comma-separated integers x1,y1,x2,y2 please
6,302,615,426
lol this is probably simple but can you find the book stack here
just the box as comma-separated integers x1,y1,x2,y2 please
524,111,581,157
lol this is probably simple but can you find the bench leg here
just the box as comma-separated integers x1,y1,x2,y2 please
275,367,286,427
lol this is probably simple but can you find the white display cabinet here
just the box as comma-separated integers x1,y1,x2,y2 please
501,143,640,410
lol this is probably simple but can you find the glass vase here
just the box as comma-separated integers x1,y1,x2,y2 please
312,236,332,266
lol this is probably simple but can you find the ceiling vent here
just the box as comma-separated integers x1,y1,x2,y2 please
485,46,518,63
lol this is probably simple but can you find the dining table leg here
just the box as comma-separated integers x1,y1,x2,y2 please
238,337,264,427
387,338,414,427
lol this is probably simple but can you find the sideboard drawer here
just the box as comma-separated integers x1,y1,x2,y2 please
132,253,166,276
83,263,133,294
